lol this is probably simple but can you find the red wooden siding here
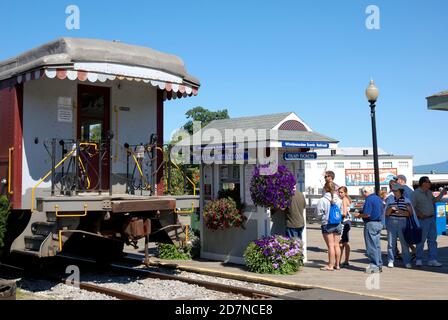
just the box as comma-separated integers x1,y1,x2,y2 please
0,83,23,209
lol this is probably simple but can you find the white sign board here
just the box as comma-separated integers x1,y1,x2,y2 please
57,97,73,123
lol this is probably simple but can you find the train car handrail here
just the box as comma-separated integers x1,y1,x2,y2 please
8,147,14,195
55,203,88,218
31,148,76,211
31,142,98,211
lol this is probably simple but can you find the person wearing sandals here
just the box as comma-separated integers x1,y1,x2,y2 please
317,181,343,271
385,184,413,269
338,186,352,268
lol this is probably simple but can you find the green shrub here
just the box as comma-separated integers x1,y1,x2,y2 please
0,196,11,248
158,243,192,260
243,235,303,275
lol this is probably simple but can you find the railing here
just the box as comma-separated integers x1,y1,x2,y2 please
8,147,14,195
31,135,198,211
124,140,198,199
31,139,108,211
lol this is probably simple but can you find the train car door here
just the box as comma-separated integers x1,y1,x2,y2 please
77,84,110,191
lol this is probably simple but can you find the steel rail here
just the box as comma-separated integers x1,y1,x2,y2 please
109,263,277,299
12,254,280,300
71,281,151,300
57,254,279,299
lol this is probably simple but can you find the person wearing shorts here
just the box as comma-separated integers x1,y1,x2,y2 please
317,182,343,271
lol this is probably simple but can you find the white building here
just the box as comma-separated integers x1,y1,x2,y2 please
304,147,413,197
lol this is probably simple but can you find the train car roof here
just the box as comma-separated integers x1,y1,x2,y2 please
0,38,200,86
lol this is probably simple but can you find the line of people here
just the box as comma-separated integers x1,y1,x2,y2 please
316,171,447,273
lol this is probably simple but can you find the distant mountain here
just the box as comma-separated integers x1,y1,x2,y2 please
414,161,448,174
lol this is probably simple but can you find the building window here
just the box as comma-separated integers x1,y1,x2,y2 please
399,161,409,168
317,162,327,169
350,162,361,169
366,162,374,168
334,162,344,169
305,162,311,169
382,162,393,168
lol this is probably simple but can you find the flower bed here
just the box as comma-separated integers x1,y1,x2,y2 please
243,235,303,274
250,165,296,209
203,197,246,230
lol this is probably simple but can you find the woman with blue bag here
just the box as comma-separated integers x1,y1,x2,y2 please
317,182,343,271
385,184,415,269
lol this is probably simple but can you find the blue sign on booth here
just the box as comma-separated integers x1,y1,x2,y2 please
435,202,447,236
281,141,329,148
283,152,317,161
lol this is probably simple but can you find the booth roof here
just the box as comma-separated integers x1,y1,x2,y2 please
176,112,338,146
0,38,200,86
427,90,448,111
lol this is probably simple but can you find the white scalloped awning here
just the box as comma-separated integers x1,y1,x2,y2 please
13,67,199,101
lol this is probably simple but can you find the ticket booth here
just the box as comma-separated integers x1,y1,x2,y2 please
178,112,338,264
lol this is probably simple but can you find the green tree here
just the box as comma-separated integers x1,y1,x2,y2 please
0,196,11,248
183,107,229,135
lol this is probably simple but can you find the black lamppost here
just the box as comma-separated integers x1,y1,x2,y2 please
366,79,380,195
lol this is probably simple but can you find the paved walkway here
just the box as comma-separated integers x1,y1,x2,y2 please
126,224,448,300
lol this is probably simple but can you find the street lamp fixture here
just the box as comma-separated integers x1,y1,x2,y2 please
365,79,380,195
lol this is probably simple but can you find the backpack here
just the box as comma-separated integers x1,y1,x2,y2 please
328,202,342,224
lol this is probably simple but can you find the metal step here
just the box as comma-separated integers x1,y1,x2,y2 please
24,235,46,251
10,248,42,257
31,222,55,237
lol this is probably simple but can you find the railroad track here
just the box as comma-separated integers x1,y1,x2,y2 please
56,254,280,300
2,254,282,300
2,259,149,300
69,280,150,300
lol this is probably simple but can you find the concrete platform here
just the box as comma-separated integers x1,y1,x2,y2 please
125,224,448,300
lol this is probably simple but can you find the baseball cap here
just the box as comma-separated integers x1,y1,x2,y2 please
396,174,407,182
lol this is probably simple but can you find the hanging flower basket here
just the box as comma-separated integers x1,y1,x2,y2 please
243,235,303,274
250,164,296,209
203,197,246,230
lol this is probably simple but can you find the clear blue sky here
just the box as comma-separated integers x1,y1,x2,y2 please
1,0,447,165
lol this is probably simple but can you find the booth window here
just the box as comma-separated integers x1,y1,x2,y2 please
218,164,242,209
366,162,374,168
218,165,240,191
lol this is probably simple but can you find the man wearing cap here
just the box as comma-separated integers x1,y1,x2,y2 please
396,175,414,201
392,175,417,260
412,176,447,267
385,183,413,268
